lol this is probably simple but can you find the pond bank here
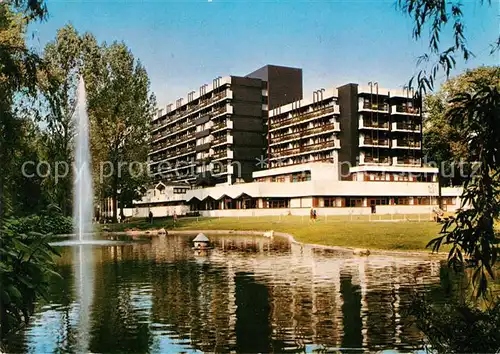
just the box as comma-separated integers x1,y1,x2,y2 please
98,216,447,254
165,229,447,259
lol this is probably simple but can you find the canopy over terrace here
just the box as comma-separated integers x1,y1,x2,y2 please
187,192,256,210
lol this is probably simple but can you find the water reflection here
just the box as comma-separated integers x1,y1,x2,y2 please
6,235,449,353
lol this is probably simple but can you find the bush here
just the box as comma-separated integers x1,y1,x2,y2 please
0,227,60,339
4,205,73,236
408,295,500,353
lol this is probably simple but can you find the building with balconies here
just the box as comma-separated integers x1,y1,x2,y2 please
133,67,460,219
268,88,341,169
149,65,303,186
337,83,423,181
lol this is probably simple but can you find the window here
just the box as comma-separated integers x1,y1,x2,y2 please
292,171,311,182
394,197,410,205
173,188,188,194
369,198,389,206
414,197,431,205
266,198,289,208
346,198,363,207
323,197,337,207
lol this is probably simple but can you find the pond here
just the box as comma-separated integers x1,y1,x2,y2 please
4,234,455,353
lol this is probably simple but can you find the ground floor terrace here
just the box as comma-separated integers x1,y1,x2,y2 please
126,181,460,217
187,194,458,217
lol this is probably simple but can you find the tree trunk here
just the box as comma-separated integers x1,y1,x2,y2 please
112,191,118,223
112,166,118,223
438,167,443,210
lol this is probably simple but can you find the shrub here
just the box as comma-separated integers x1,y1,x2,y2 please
0,227,60,339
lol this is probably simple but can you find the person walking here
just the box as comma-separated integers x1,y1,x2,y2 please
149,211,153,224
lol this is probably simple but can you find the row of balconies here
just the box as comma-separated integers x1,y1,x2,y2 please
150,145,196,163
358,118,421,132
211,134,234,147
271,139,340,159
151,90,231,133
359,154,422,166
270,122,340,145
359,135,421,149
270,105,340,130
153,105,232,143
211,119,234,132
212,149,234,160
359,102,421,115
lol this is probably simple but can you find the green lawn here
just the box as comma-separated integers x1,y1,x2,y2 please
101,215,446,252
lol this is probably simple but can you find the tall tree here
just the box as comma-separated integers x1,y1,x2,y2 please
423,67,500,205
37,24,83,216
428,76,499,297
82,39,155,222
0,3,41,221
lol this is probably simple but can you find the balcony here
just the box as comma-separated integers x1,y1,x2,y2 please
151,119,195,143
212,150,234,160
271,105,339,130
394,157,422,166
212,119,233,132
360,155,391,165
359,102,389,112
151,90,232,133
212,164,233,175
271,139,340,159
359,117,389,130
211,134,234,147
391,105,420,115
271,122,340,145
392,139,421,149
392,121,421,132
359,136,390,147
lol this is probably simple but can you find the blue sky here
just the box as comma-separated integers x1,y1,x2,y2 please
30,0,499,106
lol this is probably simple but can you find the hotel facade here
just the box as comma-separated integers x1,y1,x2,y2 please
128,65,461,218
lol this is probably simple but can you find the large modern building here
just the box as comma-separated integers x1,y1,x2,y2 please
130,65,461,218
149,65,302,186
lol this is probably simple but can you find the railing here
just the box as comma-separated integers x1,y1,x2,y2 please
360,119,389,129
363,156,391,164
395,140,421,148
151,91,228,132
272,123,338,143
362,102,389,111
395,122,421,131
213,166,228,174
212,135,227,145
271,140,338,158
271,106,337,129
396,158,421,165
394,105,420,114
212,150,228,159
362,138,390,146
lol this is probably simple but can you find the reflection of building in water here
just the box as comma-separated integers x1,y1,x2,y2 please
59,237,444,353
140,236,444,352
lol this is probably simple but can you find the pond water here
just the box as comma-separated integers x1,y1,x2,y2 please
5,234,455,353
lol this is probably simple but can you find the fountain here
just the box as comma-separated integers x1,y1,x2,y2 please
73,75,94,241
73,76,94,353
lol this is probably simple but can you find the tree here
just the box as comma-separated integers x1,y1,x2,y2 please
423,67,500,205
82,39,155,222
0,3,42,222
37,24,83,216
428,77,499,297
398,1,499,293
0,0,60,342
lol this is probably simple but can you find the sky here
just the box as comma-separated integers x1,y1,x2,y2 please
29,0,499,107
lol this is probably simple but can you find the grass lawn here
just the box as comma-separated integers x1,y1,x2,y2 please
100,214,446,252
